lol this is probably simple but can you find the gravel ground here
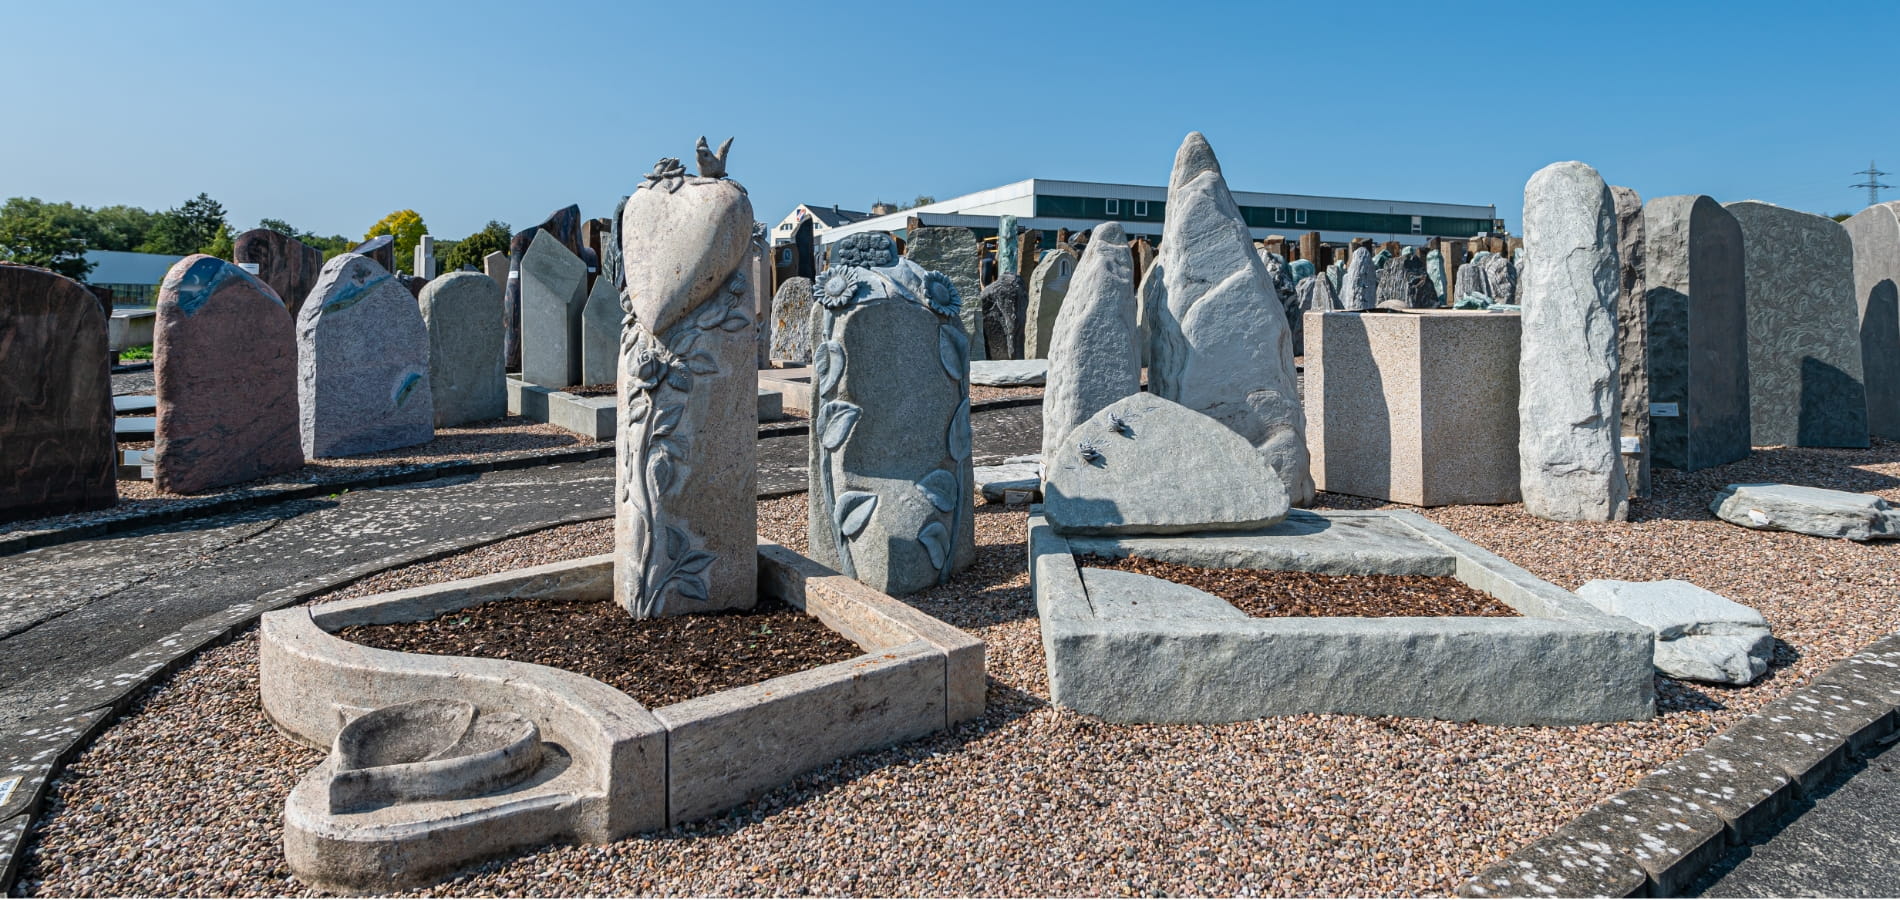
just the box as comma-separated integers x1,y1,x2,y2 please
1,418,598,534
14,441,1900,897
969,384,1043,404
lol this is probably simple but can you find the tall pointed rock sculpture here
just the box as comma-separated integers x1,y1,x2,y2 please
807,232,976,595
1518,162,1627,522
1144,132,1314,505
1341,246,1378,310
615,140,759,618
1043,221,1141,465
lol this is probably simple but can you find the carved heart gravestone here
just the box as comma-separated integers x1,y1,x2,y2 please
807,232,976,595
0,263,116,521
153,255,303,493
615,139,759,618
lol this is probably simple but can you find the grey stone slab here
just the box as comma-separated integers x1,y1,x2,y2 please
1644,195,1750,471
1519,162,1628,521
1024,247,1075,359
519,230,589,389
906,226,985,361
1043,393,1288,536
298,253,433,458
579,271,620,387
1459,829,1650,898
1711,482,1900,541
768,277,813,364
1645,745,1797,841
1042,222,1140,464
975,461,1040,502
419,272,506,428
1144,134,1312,505
979,273,1027,360
968,359,1046,386
1726,200,1868,448
1843,201,1900,440
1612,185,1652,498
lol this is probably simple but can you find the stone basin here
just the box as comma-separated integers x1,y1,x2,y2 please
328,699,544,813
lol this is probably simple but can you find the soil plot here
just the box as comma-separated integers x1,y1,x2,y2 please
1079,555,1520,618
335,597,864,707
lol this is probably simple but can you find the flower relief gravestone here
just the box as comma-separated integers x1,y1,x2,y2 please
615,138,760,617
806,232,976,596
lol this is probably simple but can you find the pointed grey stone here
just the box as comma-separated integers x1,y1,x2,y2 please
1043,222,1141,463
1025,247,1076,359
1341,247,1378,310
418,272,506,427
519,230,588,388
1144,132,1314,505
1644,195,1750,471
298,253,433,457
1725,200,1867,448
1844,201,1900,440
579,272,621,386
1518,161,1627,522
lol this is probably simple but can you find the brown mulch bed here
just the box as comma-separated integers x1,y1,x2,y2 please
564,383,616,398
1078,555,1520,618
334,596,864,708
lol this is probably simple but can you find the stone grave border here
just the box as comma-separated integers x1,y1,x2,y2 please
1458,632,1900,898
0,443,618,557
0,509,614,892
506,377,784,440
1031,508,1656,725
260,544,984,891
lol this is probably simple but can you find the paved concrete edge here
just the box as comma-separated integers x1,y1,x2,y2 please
1459,632,1900,898
0,507,614,894
0,443,619,558
755,394,1043,441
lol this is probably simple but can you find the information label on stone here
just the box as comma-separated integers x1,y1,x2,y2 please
1620,436,1642,454
237,262,261,275
1650,402,1680,417
0,775,18,807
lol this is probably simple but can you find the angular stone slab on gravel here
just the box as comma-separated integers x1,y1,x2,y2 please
1144,133,1313,506
298,254,434,458
153,255,303,493
519,230,589,389
1644,195,1750,471
1726,200,1868,448
1710,482,1900,541
1043,393,1288,535
968,359,1046,386
1042,222,1140,464
1519,161,1628,522
1577,578,1773,685
418,272,506,428
0,263,116,521
579,270,621,387
1844,201,1900,440
975,459,1041,502
234,228,324,318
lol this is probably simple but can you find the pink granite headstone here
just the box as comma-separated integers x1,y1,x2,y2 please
154,255,304,493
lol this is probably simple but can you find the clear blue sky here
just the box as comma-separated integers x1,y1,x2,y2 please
4,0,1893,242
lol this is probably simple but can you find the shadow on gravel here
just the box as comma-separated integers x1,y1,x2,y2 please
1656,639,1805,717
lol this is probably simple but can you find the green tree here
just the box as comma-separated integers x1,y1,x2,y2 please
439,220,511,272
365,209,427,264
258,217,301,237
83,204,156,251
0,197,93,280
140,193,227,255
201,222,234,259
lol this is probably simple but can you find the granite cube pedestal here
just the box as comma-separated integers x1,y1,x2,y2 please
1305,309,1520,507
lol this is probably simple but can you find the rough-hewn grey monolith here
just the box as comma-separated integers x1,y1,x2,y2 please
1043,222,1140,465
1725,200,1868,448
1341,246,1377,310
768,276,814,364
1518,162,1627,521
1842,201,1900,440
1025,247,1076,359
907,226,985,361
1612,185,1650,498
1144,132,1314,505
1644,195,1750,471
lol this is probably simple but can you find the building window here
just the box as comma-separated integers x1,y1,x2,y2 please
1411,216,1423,235
1274,208,1287,224
1133,200,1148,217
1295,209,1307,225
1105,198,1120,215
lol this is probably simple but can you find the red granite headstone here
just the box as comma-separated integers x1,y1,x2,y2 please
234,228,325,317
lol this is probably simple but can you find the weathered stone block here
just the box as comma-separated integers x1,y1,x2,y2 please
1644,195,1750,471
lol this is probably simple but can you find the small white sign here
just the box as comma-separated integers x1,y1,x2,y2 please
0,775,18,807
237,262,261,275
1620,436,1642,454
1650,402,1680,417
508,271,520,281
140,465,155,479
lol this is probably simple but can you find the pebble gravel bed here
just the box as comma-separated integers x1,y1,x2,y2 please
969,384,1043,405
2,418,599,535
13,441,1900,897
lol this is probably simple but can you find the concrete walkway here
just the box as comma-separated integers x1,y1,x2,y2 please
1694,735,1900,897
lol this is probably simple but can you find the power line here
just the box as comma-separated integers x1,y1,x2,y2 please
1852,160,1892,207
